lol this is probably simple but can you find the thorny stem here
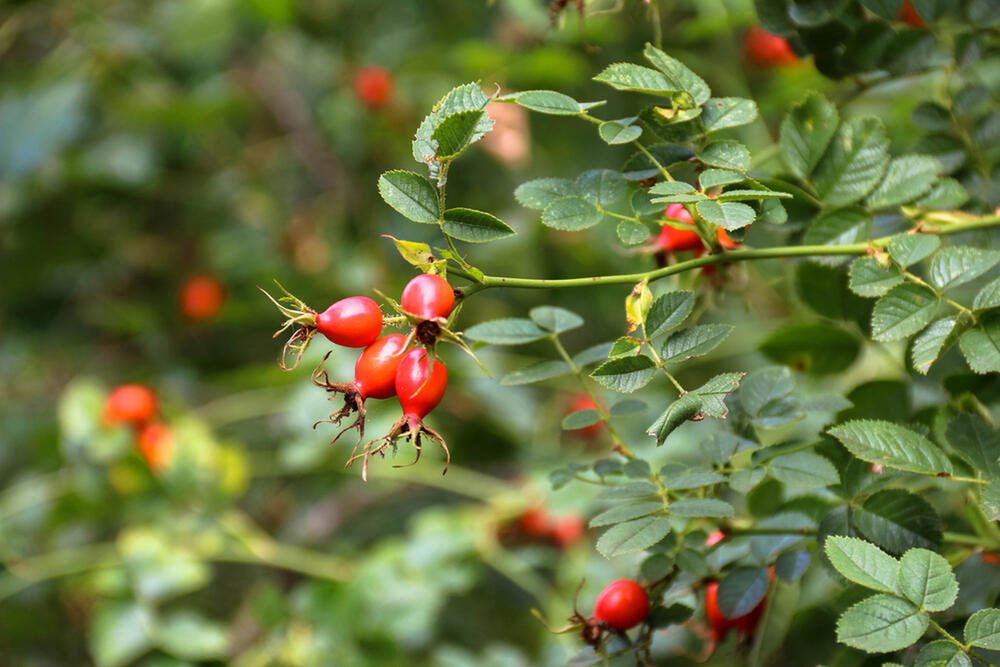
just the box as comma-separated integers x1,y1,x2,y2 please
550,334,635,460
447,216,1000,291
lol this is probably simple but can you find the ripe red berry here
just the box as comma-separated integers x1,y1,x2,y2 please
395,348,448,419
704,581,732,641
716,227,740,250
103,384,158,428
594,580,650,631
354,334,407,400
315,296,382,348
400,274,455,321
658,204,703,252
179,275,226,322
567,394,604,437
743,26,799,68
354,65,393,108
898,0,925,28
137,422,172,472
552,514,585,548
519,507,553,537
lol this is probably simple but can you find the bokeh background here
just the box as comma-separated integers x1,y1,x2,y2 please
2,0,972,664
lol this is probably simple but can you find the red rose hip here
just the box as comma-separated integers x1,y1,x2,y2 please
744,26,799,68
395,348,448,418
354,65,393,108
594,580,650,631
179,275,226,321
315,296,382,348
354,334,408,400
401,274,455,321
103,384,158,428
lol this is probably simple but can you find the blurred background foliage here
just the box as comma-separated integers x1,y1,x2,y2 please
1,0,994,665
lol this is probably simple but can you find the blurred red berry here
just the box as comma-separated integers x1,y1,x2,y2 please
744,26,799,68
354,65,393,108
103,384,158,428
658,204,702,252
898,1,925,28
706,530,726,547
519,507,552,537
137,422,172,473
552,514,586,548
179,275,226,322
982,552,1000,565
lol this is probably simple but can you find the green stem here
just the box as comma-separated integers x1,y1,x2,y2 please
451,216,1000,291
942,531,997,548
929,618,998,666
550,334,635,459
642,324,684,394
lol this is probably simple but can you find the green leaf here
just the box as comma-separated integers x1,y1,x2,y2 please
780,93,839,180
854,489,943,554
432,109,487,160
897,549,958,612
769,451,840,488
514,178,579,210
911,317,966,375
591,355,657,393
696,200,755,231
610,398,646,416
914,178,969,209
668,498,734,518
717,567,769,619
981,481,1000,521
699,141,750,171
824,536,902,594
576,169,628,206
660,324,733,362
888,234,940,268
929,248,1000,291
871,283,940,341
530,306,583,334
774,551,811,582
156,610,229,661
645,291,695,338
914,640,972,667
593,63,676,95
739,366,794,416
541,196,603,231
649,180,696,195
813,116,890,205
412,83,493,169
643,45,711,106
599,120,642,144
827,420,953,476
715,189,793,202
501,90,588,115
748,579,801,667
700,169,744,189
562,409,600,430
660,464,726,491
803,208,872,258
866,156,942,209
759,323,861,375
860,0,903,20
596,515,672,557
377,170,440,223
836,594,928,653
623,143,695,180
463,318,548,345
647,372,744,445
702,97,758,133
849,257,904,297
501,360,572,385
441,207,515,243
89,602,155,667
589,501,663,527
965,608,1000,649
597,481,657,499
945,414,1000,479
973,276,1000,311
959,319,1000,374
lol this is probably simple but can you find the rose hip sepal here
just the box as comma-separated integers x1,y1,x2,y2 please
312,334,408,446
345,348,450,481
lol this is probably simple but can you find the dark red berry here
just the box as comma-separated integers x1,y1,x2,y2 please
400,274,455,321
315,296,382,348
744,26,799,68
354,334,407,399
594,580,649,631
395,348,447,418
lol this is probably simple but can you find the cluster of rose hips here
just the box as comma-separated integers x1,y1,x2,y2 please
499,506,586,549
102,384,171,472
264,273,459,479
